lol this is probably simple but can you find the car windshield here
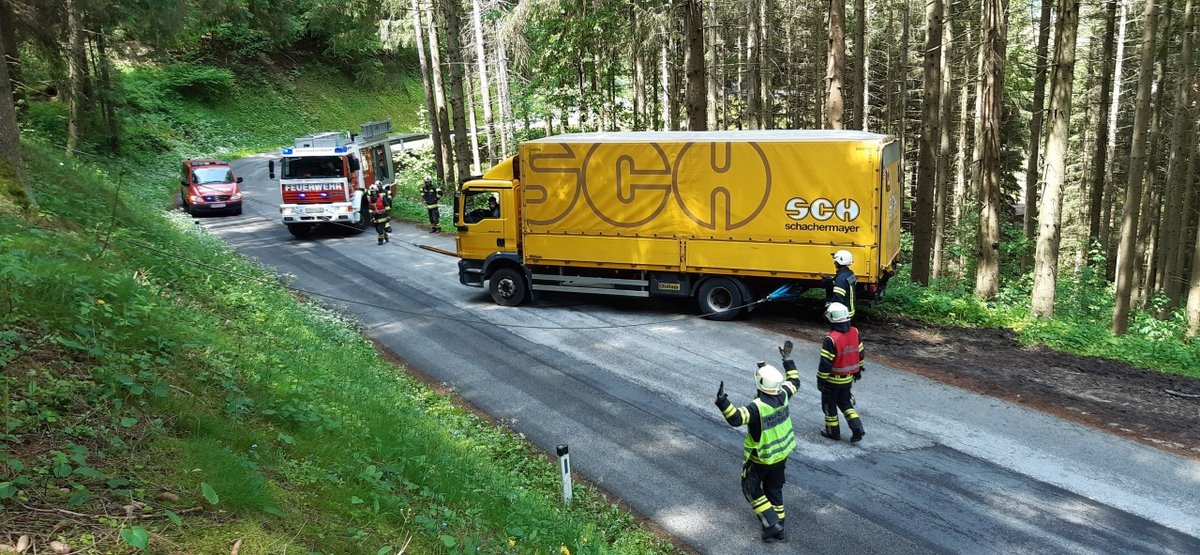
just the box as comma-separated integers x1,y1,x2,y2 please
282,156,345,179
194,167,233,184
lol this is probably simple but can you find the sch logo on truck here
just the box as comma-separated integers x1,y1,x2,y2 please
784,197,860,222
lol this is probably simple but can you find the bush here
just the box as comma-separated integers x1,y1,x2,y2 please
160,63,236,102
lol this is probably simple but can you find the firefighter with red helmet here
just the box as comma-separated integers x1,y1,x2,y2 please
714,343,801,542
818,302,866,442
368,183,391,245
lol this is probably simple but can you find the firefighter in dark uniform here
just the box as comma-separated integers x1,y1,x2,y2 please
421,176,443,233
715,343,801,542
368,184,390,245
829,249,857,322
818,302,866,442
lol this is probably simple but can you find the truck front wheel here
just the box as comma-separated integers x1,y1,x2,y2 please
489,267,528,306
286,223,314,238
697,277,744,321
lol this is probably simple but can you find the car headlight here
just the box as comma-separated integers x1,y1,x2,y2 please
231,192,243,201
189,195,203,203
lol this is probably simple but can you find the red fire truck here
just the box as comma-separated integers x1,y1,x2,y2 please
270,120,397,238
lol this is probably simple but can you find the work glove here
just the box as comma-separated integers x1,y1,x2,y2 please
715,380,727,406
778,340,793,361
854,367,864,381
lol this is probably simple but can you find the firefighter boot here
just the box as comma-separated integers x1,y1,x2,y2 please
821,416,841,440
759,511,784,542
377,233,385,245
849,418,865,443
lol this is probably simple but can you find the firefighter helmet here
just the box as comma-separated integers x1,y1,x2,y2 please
833,250,854,266
826,302,851,324
756,364,784,394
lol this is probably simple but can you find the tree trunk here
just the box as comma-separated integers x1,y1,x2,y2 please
1187,209,1200,336
933,0,954,280
684,0,707,131
633,6,646,131
825,0,847,129
1024,0,1053,242
899,0,910,164
851,0,865,130
1101,0,1130,273
464,68,481,174
1113,0,1161,335
706,0,718,130
65,0,86,156
94,27,119,152
470,0,495,166
974,0,1008,300
1138,0,1176,303
1031,0,1081,319
412,0,446,186
426,4,456,187
911,0,943,285
0,0,22,117
661,23,673,131
1161,0,1197,306
760,0,773,129
0,0,25,208
1088,0,1119,247
747,0,761,129
493,18,512,157
439,0,472,182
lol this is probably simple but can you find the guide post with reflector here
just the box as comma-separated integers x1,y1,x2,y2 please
557,444,572,506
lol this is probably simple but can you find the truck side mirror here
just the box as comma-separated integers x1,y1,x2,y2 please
268,160,275,179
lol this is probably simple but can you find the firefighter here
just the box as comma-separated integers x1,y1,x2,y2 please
368,184,390,245
715,343,801,542
818,302,866,442
829,249,857,322
421,176,443,233
378,181,393,233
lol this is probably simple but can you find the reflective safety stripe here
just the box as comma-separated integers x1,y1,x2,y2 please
721,404,736,419
744,398,795,465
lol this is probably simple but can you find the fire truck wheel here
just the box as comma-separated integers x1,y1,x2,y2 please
286,224,314,238
489,267,527,307
353,198,370,233
697,277,744,321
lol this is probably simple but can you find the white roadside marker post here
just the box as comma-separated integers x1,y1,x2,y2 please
557,444,572,506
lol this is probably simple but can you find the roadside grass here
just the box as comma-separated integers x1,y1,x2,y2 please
876,265,1200,378
2,68,682,553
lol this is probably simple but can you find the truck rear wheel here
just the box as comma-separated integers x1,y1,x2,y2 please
489,267,527,306
286,223,314,238
697,277,744,321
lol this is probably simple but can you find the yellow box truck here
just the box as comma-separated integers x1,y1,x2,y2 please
454,130,902,319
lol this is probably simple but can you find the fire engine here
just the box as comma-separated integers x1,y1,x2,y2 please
270,120,397,238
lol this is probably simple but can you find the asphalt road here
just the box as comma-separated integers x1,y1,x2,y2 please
195,154,1200,554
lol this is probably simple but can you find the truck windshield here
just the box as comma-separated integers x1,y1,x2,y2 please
282,156,345,179
194,167,233,184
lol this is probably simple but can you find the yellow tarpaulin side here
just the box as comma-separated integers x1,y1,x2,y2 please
518,135,893,281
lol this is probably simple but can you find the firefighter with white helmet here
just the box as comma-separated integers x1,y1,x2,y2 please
421,176,443,233
818,302,866,442
715,343,802,542
829,249,857,322
367,183,391,245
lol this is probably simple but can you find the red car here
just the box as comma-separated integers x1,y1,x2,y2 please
180,158,243,215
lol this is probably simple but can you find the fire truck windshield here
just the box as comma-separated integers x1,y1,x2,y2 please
194,167,233,184
282,156,345,179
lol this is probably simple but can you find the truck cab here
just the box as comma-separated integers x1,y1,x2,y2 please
455,157,522,302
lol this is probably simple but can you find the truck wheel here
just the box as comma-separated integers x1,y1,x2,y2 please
489,267,527,306
697,277,744,321
286,224,314,238
352,198,370,234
